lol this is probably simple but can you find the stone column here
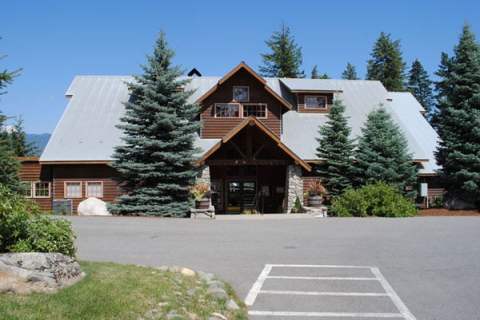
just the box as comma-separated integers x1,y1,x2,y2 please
286,164,303,213
197,166,211,187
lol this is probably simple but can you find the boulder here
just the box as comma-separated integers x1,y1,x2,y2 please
0,253,84,294
77,197,111,216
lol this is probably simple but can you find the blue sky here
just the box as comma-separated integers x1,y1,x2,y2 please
1,0,479,133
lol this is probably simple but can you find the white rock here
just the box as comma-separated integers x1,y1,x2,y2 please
77,197,111,216
180,267,196,277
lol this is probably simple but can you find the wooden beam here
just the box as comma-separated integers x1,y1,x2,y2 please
206,159,289,166
229,141,247,159
253,143,266,159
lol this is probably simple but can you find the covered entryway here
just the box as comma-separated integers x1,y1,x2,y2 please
198,117,311,214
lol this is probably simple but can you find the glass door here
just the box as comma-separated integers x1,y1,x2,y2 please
226,180,256,214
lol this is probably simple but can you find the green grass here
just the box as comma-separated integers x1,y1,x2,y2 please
0,261,248,320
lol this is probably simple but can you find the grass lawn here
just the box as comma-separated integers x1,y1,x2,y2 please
0,261,247,320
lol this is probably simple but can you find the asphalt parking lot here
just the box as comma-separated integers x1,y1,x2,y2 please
69,216,480,320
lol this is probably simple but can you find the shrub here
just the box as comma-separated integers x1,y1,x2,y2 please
0,184,76,256
331,182,417,217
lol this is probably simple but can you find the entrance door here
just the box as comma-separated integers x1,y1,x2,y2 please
226,180,256,214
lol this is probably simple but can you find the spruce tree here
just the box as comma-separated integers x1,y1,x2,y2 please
9,117,37,156
353,107,417,198
1,38,21,95
111,32,200,217
341,63,358,80
434,25,480,206
311,65,329,79
315,100,355,196
260,23,304,78
366,32,405,91
0,110,20,191
407,59,434,119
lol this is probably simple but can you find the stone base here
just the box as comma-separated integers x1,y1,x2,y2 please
304,206,328,218
190,206,216,219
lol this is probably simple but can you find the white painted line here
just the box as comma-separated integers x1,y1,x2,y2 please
245,264,272,306
371,267,416,320
248,310,405,318
259,290,389,297
267,275,379,281
269,264,373,269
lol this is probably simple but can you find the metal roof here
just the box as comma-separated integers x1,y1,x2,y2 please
41,75,440,174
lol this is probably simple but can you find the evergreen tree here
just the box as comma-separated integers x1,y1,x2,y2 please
315,100,355,196
1,38,21,95
341,63,358,80
0,110,20,191
434,25,480,206
311,65,329,79
366,32,405,91
407,59,434,119
9,117,37,156
353,107,417,198
110,32,200,217
260,23,304,78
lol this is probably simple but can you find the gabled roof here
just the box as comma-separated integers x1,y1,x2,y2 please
198,116,311,171
196,62,293,110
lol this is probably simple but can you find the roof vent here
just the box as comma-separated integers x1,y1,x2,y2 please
187,68,202,77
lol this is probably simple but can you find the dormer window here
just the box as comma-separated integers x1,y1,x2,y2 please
233,86,249,102
305,95,327,109
215,103,240,117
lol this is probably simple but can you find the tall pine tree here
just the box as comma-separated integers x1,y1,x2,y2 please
260,23,304,78
1,37,21,95
434,25,480,207
0,110,20,191
315,100,355,196
341,63,358,80
353,108,417,198
366,32,405,91
407,59,434,119
111,32,200,217
9,117,37,156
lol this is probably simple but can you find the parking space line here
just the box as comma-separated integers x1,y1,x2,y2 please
267,275,378,281
259,290,389,297
249,311,405,318
269,264,374,269
371,267,416,320
245,264,272,306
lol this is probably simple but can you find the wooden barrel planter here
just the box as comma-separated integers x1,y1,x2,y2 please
195,198,210,209
308,195,323,208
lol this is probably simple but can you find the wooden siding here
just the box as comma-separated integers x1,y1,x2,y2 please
51,164,121,214
296,92,334,113
200,68,283,138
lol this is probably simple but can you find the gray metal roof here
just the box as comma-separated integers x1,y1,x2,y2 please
41,74,440,174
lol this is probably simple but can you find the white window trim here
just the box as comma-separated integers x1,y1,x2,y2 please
23,181,33,198
64,181,83,199
242,103,268,119
232,86,250,102
304,95,328,109
85,181,104,198
214,103,241,118
33,181,51,199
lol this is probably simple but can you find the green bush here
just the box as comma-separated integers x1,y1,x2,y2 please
331,182,417,217
0,184,76,256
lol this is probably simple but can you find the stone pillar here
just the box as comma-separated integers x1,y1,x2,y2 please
286,164,303,213
197,166,211,187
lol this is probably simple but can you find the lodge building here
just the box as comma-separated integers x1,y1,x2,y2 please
19,62,442,214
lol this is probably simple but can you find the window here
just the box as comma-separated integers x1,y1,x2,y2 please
86,181,103,198
34,182,51,198
22,181,33,198
243,104,267,118
233,86,249,102
304,95,327,109
65,182,82,198
214,103,240,117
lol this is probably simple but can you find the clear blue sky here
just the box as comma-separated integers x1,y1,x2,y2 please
1,0,479,133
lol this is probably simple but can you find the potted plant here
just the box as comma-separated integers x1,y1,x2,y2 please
191,183,211,209
307,181,327,208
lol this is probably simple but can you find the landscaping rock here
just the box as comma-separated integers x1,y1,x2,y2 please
78,197,112,216
209,313,228,320
207,287,228,300
226,299,240,311
180,267,196,277
0,253,84,294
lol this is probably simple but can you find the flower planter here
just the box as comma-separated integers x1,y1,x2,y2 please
308,195,323,208
195,198,210,209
